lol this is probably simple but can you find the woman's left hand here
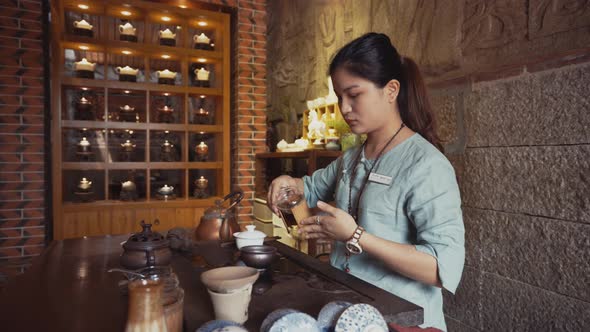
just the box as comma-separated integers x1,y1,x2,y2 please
299,201,357,242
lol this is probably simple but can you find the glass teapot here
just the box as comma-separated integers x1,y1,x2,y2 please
195,191,244,241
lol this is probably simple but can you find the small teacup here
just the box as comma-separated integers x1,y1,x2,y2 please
207,285,253,324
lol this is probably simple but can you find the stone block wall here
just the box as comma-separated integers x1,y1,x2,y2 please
267,0,589,330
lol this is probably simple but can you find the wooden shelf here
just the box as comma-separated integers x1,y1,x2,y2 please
62,38,224,60
61,77,223,96
52,0,232,240
62,161,223,170
62,196,221,211
61,120,223,133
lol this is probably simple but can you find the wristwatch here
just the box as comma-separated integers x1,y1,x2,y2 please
345,226,365,255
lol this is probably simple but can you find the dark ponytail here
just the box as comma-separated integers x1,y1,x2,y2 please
329,33,443,151
397,56,442,151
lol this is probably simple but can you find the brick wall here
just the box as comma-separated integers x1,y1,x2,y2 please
227,0,268,223
0,0,268,282
0,0,46,282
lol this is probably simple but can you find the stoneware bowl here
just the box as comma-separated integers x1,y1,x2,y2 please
239,245,278,270
200,266,259,294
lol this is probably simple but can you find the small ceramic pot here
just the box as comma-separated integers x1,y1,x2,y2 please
239,245,277,270
120,221,172,269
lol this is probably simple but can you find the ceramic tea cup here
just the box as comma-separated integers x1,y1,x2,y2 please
207,284,253,324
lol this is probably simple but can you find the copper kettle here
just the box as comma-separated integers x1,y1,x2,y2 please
195,191,243,241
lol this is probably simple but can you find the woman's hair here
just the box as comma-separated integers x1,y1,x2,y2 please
329,32,443,151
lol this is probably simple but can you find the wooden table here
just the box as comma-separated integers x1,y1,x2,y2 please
0,235,423,331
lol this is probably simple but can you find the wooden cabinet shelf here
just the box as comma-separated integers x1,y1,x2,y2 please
62,38,224,59
62,197,220,211
51,0,231,239
61,120,223,133
62,162,224,170
61,77,224,95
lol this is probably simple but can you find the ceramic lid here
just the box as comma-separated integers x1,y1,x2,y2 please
233,225,265,240
123,221,169,251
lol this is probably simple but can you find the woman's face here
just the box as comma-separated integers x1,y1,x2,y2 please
332,68,394,135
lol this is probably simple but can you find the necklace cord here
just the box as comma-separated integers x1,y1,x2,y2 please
347,123,405,222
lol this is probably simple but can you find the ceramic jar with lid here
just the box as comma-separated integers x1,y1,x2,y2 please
120,221,172,269
195,176,208,189
125,279,169,332
195,141,208,161
75,96,92,114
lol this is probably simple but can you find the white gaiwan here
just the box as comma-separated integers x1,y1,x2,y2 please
195,67,210,81
74,58,96,72
73,19,93,30
233,225,265,249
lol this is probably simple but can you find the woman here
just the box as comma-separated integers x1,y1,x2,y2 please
267,33,464,331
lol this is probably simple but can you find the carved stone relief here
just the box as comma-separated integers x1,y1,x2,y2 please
374,0,462,76
460,0,527,52
529,0,590,38
267,0,590,116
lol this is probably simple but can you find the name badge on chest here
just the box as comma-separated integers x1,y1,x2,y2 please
368,172,392,185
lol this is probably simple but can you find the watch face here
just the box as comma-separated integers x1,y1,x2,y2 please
345,241,362,255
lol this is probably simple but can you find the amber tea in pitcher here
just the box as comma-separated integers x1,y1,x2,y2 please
276,186,311,229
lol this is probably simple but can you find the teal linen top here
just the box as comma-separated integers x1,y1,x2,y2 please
303,134,465,331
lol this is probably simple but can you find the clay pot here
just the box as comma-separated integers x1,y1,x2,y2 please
120,221,172,270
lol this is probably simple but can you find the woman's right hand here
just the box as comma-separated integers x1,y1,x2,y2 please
266,175,303,215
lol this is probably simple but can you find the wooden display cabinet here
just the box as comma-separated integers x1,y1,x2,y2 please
51,0,231,239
